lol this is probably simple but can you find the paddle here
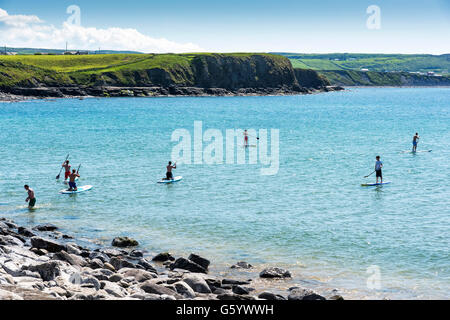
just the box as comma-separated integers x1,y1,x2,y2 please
77,164,81,174
364,171,375,178
56,154,70,179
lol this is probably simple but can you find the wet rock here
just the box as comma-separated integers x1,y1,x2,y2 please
100,248,123,257
231,261,253,269
288,287,326,301
111,237,139,248
109,257,135,270
140,281,181,298
53,251,87,267
108,274,123,283
136,258,157,273
259,267,291,278
222,279,250,285
89,269,114,281
23,261,61,281
258,291,286,300
89,252,109,263
173,281,196,298
232,285,252,295
188,253,210,270
66,244,82,256
182,274,212,294
89,258,104,269
31,237,65,253
0,235,24,246
170,257,207,274
129,250,144,259
17,227,36,237
33,224,58,232
118,268,157,282
152,252,175,262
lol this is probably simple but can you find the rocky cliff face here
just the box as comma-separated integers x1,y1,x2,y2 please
0,54,342,100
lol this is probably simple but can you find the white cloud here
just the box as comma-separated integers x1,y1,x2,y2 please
0,8,202,53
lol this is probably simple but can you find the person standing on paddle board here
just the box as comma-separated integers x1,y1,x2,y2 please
412,132,419,152
24,185,36,208
375,156,383,184
62,160,71,180
164,161,176,180
68,169,80,191
244,130,249,147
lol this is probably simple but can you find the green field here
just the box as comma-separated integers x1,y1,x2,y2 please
275,53,450,74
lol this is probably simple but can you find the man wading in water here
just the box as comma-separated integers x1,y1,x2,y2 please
24,185,36,208
68,169,80,191
164,161,176,180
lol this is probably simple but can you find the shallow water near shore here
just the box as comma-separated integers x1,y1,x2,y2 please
1,87,449,299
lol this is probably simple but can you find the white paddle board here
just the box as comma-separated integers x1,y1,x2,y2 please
157,176,182,184
60,185,93,194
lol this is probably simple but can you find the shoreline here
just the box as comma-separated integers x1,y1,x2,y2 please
0,85,344,103
0,217,343,300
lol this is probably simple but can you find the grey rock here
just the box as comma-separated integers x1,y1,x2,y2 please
118,268,157,282
259,267,291,278
188,253,210,270
89,258,104,269
129,250,144,259
136,258,157,273
232,285,251,295
140,281,181,298
152,252,175,262
23,261,61,281
103,262,116,272
258,291,286,300
170,257,207,273
66,244,82,256
89,269,114,281
17,227,36,237
100,248,123,257
31,236,65,253
231,261,253,269
173,281,196,298
53,251,87,267
111,236,139,248
217,293,255,300
0,235,24,246
288,287,326,301
33,224,58,232
109,257,135,271
183,274,212,294
222,279,250,285
89,252,109,263
108,274,123,282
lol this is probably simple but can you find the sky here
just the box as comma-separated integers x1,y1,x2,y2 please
0,0,449,54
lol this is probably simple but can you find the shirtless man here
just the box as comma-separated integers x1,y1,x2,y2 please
62,160,71,180
24,185,36,208
412,132,420,152
165,161,176,180
68,169,80,191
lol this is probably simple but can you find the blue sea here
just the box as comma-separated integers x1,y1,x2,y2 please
1,88,449,299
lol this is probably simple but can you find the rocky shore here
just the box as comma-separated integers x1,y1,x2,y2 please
0,217,343,300
0,85,344,102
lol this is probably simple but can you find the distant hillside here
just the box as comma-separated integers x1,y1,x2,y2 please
318,70,450,86
0,47,142,55
0,53,336,99
274,53,450,75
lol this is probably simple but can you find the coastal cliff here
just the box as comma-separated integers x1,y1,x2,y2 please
0,53,339,100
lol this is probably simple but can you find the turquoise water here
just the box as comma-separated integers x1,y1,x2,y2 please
1,88,449,299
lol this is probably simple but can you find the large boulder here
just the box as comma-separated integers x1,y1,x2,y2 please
30,237,65,253
173,281,196,299
152,252,175,262
111,237,139,248
259,267,291,278
170,257,207,274
187,254,210,270
182,274,212,294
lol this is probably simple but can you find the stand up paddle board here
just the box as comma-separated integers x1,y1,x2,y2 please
157,176,182,184
401,150,432,154
361,182,391,187
60,185,93,194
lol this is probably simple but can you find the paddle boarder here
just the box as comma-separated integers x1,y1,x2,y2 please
244,130,249,147
164,161,176,180
412,132,419,152
24,185,36,208
375,156,383,184
62,160,71,180
68,169,80,191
